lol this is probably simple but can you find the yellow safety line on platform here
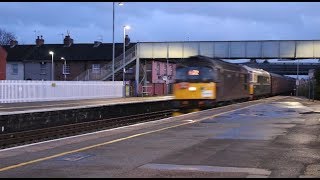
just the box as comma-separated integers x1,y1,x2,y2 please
0,102,261,172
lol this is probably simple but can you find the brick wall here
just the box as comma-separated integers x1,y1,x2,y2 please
0,46,7,80
151,61,176,83
54,60,107,81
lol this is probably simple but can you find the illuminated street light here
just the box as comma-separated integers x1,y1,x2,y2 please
123,25,130,97
112,2,124,81
296,59,300,96
61,57,67,81
49,51,54,81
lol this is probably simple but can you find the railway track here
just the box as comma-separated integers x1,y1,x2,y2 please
0,109,173,149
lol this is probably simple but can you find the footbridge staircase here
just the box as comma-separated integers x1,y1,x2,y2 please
74,45,137,81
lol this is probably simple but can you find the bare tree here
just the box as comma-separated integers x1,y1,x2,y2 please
0,28,16,45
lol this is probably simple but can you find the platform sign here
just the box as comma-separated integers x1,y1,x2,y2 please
296,80,299,86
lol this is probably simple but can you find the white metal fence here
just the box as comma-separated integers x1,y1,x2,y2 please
0,80,124,103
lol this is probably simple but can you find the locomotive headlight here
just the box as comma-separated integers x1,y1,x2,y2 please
188,87,197,91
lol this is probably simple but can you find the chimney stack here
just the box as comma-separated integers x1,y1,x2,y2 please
9,40,18,47
63,35,74,47
35,35,44,47
93,41,102,47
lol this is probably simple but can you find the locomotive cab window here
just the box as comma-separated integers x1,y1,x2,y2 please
257,75,270,84
176,67,188,82
175,66,215,83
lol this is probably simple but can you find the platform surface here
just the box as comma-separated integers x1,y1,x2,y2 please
0,96,320,178
0,96,173,115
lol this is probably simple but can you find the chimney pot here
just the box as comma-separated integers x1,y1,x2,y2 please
36,35,44,46
93,41,102,47
63,35,73,47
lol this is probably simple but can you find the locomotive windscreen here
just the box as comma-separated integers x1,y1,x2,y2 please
176,66,215,83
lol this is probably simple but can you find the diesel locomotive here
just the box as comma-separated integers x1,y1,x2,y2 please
173,55,295,110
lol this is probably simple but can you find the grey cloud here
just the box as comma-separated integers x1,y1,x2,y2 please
1,2,320,44
120,2,320,25
0,2,107,27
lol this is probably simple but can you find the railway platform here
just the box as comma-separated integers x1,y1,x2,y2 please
0,96,174,135
0,96,320,178
0,96,173,115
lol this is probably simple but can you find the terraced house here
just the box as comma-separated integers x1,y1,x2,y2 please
3,35,134,81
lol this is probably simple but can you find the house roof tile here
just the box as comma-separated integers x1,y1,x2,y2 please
2,43,136,61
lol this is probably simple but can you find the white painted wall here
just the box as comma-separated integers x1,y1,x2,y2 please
0,80,123,103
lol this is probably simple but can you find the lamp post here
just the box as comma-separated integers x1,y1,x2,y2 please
166,59,169,95
123,25,130,97
296,59,299,96
112,2,124,82
49,51,54,81
61,57,67,81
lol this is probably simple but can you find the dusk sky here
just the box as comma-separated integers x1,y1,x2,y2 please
1,2,320,44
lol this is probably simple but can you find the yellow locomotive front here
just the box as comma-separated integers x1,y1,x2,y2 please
173,66,217,110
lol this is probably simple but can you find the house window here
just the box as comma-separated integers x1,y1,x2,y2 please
63,64,70,74
11,64,18,75
40,63,46,75
92,64,101,73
